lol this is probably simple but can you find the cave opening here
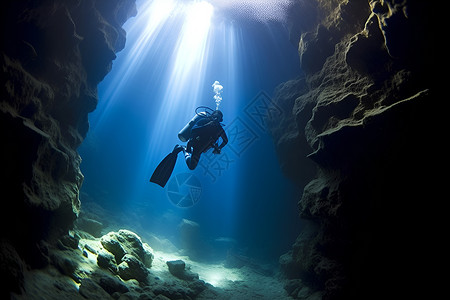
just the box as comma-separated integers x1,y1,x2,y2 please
2,0,435,298
77,0,305,296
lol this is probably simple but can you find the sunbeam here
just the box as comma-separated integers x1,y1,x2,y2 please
80,0,302,250
93,0,177,126
150,0,214,149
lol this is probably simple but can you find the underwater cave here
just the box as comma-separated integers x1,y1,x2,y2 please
0,0,436,299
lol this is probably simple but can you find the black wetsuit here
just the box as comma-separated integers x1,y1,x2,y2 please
185,117,228,170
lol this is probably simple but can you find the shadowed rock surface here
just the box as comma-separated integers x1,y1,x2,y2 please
271,0,435,299
0,0,437,299
0,0,136,296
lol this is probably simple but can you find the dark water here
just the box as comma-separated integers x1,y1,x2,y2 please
79,0,302,265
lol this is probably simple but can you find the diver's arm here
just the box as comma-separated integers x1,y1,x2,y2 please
217,129,228,149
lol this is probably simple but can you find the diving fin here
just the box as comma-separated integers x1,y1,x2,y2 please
150,152,178,188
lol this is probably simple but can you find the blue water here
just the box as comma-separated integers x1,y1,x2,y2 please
79,0,303,263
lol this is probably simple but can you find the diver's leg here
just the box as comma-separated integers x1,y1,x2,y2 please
184,140,193,169
172,144,185,154
185,149,201,170
186,139,194,154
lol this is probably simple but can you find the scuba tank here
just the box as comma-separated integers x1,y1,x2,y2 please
178,111,207,142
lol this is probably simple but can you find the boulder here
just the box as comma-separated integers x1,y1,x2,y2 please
100,232,126,262
166,260,186,277
118,254,149,282
100,230,153,268
166,260,199,281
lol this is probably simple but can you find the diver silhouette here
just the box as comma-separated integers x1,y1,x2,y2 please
177,109,228,170
150,107,228,187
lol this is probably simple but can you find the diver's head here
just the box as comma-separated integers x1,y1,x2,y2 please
211,110,223,122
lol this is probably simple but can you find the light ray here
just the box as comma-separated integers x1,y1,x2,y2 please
91,0,177,130
82,0,300,226
145,1,214,162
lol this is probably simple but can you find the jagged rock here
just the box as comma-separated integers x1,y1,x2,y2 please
269,77,317,187
299,24,335,74
0,0,138,297
345,13,390,75
118,254,149,282
100,230,154,268
286,0,318,46
272,0,434,298
0,4,137,294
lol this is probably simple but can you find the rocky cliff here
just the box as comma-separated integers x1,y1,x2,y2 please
271,0,434,299
0,0,136,295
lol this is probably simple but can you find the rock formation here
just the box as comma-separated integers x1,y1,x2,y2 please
0,0,136,295
271,0,434,299
0,0,437,298
166,260,200,281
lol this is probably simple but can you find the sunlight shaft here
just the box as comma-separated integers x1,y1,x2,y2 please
149,1,214,148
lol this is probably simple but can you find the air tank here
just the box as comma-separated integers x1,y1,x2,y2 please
178,112,206,142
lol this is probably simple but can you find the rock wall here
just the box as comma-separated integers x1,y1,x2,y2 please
0,0,136,293
271,0,434,299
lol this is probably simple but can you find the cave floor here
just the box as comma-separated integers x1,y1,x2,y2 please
12,229,291,300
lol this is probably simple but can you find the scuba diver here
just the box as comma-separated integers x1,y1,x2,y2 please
150,107,228,188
